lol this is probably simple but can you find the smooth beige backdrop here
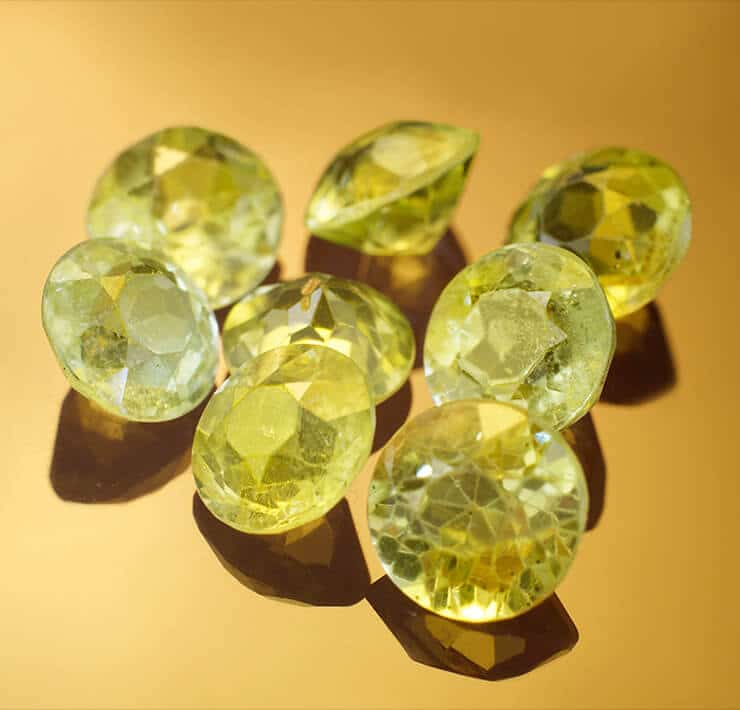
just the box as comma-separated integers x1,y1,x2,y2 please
2,2,739,708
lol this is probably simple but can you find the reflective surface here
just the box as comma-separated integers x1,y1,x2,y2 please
4,2,739,708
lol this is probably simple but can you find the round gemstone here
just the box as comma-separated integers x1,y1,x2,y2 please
367,400,588,623
193,344,375,535
87,126,283,309
222,273,415,403
42,239,219,422
305,121,479,256
507,147,691,318
424,243,615,430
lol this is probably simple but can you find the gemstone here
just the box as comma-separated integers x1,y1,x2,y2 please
507,147,691,318
42,239,219,422
222,273,415,403
87,125,283,309
367,400,588,623
367,576,578,680
424,243,615,430
193,344,375,535
305,121,479,256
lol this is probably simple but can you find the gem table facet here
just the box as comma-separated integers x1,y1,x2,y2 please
222,273,415,403
193,344,376,535
305,121,479,256
42,239,219,422
508,147,691,318
424,243,615,430
87,126,283,309
367,400,588,623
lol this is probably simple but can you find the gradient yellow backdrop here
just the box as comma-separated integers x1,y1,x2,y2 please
2,2,739,708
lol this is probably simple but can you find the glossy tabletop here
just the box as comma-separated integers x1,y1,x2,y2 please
2,2,739,708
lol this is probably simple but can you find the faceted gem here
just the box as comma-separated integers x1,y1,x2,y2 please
42,239,219,422
305,121,479,256
222,273,415,403
367,576,578,680
367,400,588,623
508,147,691,318
424,243,615,430
87,126,283,309
193,344,375,535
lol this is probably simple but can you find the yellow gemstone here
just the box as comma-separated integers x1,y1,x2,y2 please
424,243,615,430
368,400,588,623
222,273,415,403
42,239,219,422
87,126,283,309
193,344,375,534
305,121,479,256
508,147,691,318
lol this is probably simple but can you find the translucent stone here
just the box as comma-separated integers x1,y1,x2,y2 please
222,273,415,403
508,147,691,318
42,239,219,422
193,344,375,534
87,126,283,309
367,400,588,623
424,243,615,430
305,121,479,256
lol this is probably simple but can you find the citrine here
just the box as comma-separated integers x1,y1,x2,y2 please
222,273,414,403
193,344,375,534
367,400,588,623
306,121,478,256
508,147,691,318
87,126,283,308
424,243,615,430
42,239,219,421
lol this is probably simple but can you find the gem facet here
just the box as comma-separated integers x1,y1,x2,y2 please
222,273,415,403
193,344,375,535
367,400,588,623
87,126,283,309
424,243,615,430
305,121,479,256
42,239,219,422
508,147,691,318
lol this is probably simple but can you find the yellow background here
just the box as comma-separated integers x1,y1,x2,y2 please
2,1,739,708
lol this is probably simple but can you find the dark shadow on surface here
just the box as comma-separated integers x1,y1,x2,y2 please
305,229,467,368
50,390,204,503
601,302,676,404
214,261,282,331
193,495,370,606
367,576,578,681
563,413,606,530
373,381,412,453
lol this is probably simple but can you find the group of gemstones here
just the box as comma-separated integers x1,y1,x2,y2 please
42,121,691,625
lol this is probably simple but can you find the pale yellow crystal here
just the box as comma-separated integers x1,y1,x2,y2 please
222,273,415,403
192,344,375,534
87,126,283,308
305,121,479,256
424,243,615,430
367,400,588,622
42,239,219,422
508,147,691,318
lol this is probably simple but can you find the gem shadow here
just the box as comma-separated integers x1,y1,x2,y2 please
366,576,578,681
305,229,468,368
50,389,204,503
601,302,676,404
192,494,370,607
373,381,412,453
563,412,606,531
